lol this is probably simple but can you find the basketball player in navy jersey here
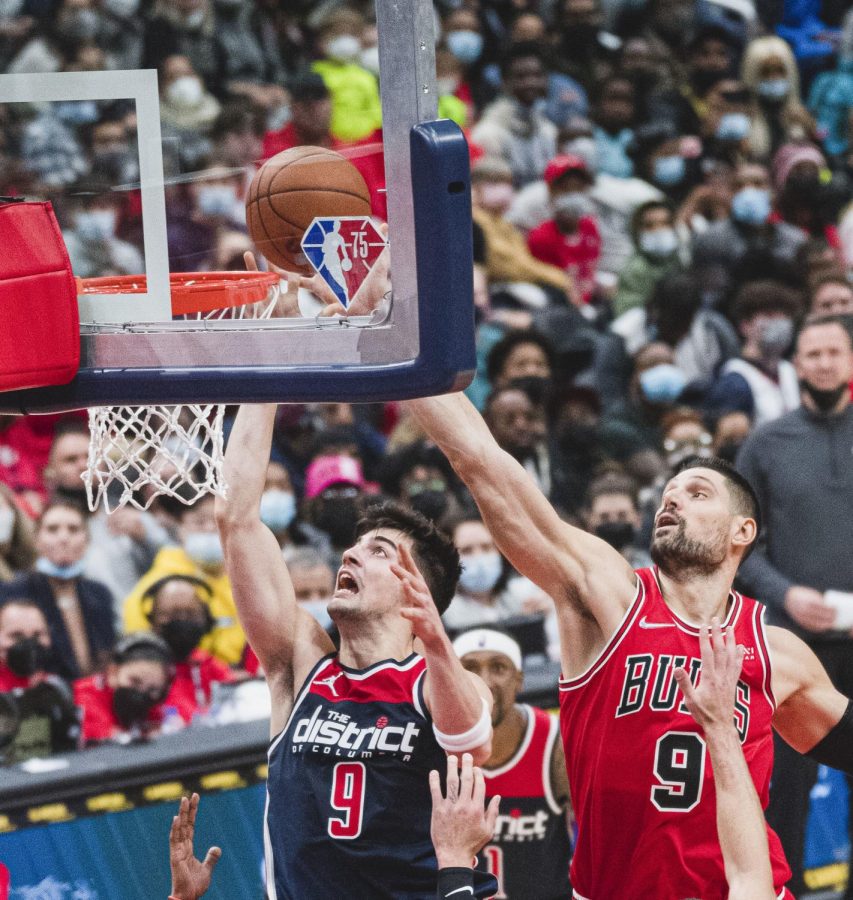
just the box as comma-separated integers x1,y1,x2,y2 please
454,628,572,899
406,391,853,899
215,404,495,900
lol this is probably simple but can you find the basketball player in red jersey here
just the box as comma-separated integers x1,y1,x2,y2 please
453,628,572,899
407,391,853,900
215,404,495,899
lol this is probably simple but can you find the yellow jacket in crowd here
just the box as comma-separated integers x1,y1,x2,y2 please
122,546,246,666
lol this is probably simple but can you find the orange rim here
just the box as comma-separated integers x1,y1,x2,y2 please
75,271,280,315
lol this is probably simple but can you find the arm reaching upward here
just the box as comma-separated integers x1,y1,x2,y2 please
405,393,637,675
674,621,775,900
215,405,333,733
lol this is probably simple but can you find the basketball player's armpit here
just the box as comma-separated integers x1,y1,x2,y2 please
806,699,853,774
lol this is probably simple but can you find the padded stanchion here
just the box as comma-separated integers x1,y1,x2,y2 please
0,200,79,392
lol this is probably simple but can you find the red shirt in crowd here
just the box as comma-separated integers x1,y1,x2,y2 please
164,648,234,724
0,662,33,692
527,216,602,303
73,673,163,743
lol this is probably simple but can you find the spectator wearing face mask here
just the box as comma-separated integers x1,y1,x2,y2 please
144,575,233,724
257,460,328,558
613,200,682,317
771,143,840,249
442,514,550,631
123,495,245,666
0,599,55,691
74,632,172,745
628,121,695,204
807,9,853,159
698,80,755,171
599,270,739,410
441,7,489,114
311,10,381,143
0,499,115,681
301,454,368,567
378,440,461,527
527,154,601,304
706,280,803,427
61,177,143,279
281,546,336,634
0,485,35,584
692,161,806,307
583,473,651,570
470,156,575,300
262,72,339,159
99,0,143,71
157,55,221,171
471,42,557,188
741,37,816,162
143,0,221,93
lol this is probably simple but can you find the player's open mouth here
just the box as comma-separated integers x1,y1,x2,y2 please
655,513,679,530
334,570,359,598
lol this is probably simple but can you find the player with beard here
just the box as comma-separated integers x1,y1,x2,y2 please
215,404,496,900
406,390,853,899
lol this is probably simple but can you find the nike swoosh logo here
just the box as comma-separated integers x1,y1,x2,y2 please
639,616,676,629
445,889,474,898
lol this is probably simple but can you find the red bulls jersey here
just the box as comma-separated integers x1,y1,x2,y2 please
558,567,791,900
477,705,572,899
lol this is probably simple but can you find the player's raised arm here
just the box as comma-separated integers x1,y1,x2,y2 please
215,405,333,712
769,626,853,770
675,622,775,900
406,393,636,625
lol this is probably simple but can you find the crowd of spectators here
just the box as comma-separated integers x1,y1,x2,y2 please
1,0,853,891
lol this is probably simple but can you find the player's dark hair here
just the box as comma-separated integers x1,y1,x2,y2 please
485,328,555,386
355,500,461,616
673,456,761,560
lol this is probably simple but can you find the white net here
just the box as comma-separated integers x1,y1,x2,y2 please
83,273,281,513
84,404,226,513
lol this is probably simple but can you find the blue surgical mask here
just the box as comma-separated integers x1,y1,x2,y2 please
260,490,296,532
458,551,503,595
325,34,361,64
756,317,794,355
639,227,678,258
653,155,685,187
76,209,117,242
55,100,100,125
553,192,593,220
639,364,687,404
731,186,771,226
196,184,238,219
446,30,483,65
715,112,751,142
35,557,86,580
184,531,224,566
757,78,789,101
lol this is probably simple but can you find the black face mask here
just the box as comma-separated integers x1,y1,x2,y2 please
800,380,848,413
408,489,449,523
159,619,207,661
594,521,636,551
315,499,361,548
112,686,159,728
6,637,52,677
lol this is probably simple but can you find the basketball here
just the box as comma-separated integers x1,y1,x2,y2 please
245,146,372,274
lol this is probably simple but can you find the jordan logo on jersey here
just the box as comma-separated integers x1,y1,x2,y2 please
292,705,422,761
314,672,344,696
615,653,751,741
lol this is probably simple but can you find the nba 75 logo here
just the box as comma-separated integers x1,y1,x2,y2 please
301,217,387,309
292,706,420,762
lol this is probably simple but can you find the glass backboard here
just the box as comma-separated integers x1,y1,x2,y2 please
0,0,474,411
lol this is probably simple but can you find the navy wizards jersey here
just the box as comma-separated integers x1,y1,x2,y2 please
265,653,447,899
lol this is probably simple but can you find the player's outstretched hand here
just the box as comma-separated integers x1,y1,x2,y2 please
430,753,500,869
393,543,444,649
169,793,222,900
674,618,745,733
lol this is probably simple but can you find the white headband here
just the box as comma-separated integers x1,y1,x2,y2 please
452,628,522,671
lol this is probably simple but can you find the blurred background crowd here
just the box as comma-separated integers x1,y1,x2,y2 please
1,0,853,893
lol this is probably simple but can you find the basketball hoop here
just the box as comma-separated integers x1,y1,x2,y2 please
83,271,280,513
